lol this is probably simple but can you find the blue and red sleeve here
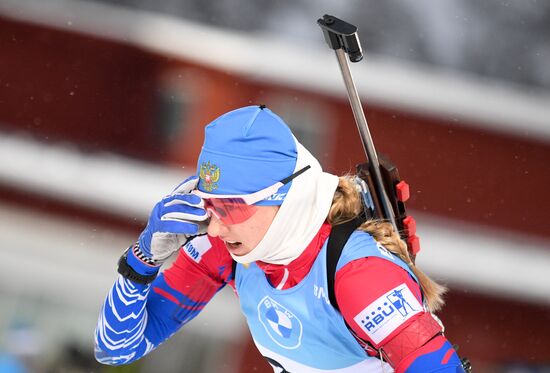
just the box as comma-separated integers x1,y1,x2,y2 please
95,236,234,365
335,256,464,373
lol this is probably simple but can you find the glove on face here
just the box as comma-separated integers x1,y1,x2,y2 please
138,176,209,262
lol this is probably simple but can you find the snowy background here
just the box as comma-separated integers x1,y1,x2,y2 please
87,0,550,89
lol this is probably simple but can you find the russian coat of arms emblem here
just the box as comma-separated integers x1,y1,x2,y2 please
199,161,220,192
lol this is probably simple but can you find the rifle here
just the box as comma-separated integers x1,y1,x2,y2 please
317,17,473,372
317,15,420,261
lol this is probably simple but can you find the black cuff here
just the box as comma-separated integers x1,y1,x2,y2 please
117,249,158,285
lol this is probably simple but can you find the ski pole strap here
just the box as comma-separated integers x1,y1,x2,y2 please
326,215,365,311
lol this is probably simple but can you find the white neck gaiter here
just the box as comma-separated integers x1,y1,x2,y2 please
230,140,339,265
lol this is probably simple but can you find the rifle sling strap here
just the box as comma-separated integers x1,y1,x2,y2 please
326,216,365,311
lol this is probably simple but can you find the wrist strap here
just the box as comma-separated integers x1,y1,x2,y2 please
117,247,158,285
132,242,159,266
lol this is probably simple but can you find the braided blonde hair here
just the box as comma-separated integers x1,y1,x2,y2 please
327,175,447,312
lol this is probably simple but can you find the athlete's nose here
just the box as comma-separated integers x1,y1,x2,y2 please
207,215,229,237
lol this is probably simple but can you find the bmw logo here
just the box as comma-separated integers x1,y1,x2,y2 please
258,296,303,349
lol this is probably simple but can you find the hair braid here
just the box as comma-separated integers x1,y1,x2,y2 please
328,175,447,312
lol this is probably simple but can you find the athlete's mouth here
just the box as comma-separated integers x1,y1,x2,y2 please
224,240,242,250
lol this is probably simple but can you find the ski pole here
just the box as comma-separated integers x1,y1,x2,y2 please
317,14,397,230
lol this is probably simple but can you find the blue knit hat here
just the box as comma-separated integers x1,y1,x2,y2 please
196,105,298,206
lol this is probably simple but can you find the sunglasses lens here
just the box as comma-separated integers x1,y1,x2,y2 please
205,198,258,225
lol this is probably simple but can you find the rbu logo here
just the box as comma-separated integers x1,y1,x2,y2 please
361,301,396,332
257,296,303,349
387,287,417,317
353,284,422,344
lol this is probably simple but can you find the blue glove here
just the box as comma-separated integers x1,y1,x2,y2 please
128,176,208,275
